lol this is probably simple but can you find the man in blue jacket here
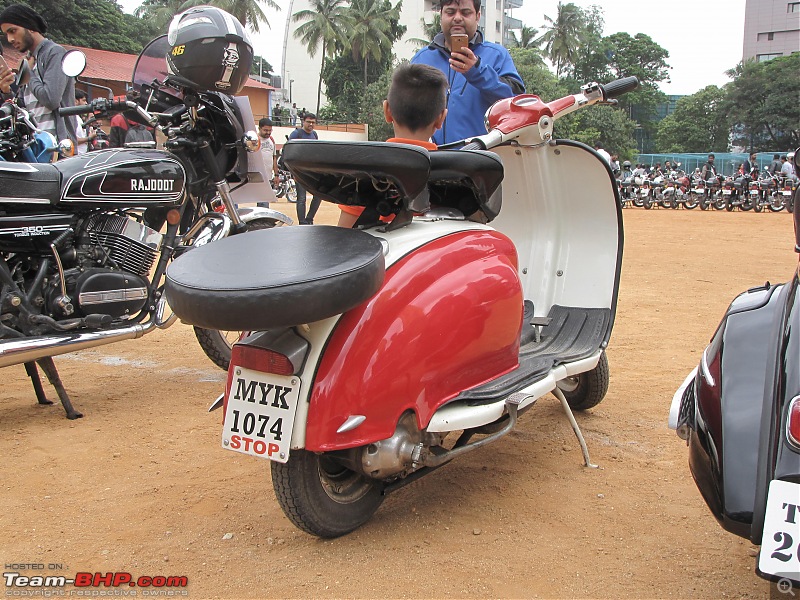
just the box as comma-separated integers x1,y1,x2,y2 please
411,0,524,145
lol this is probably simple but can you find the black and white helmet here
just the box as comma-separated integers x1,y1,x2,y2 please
166,6,254,94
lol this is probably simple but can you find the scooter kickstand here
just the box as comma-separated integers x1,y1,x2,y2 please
552,387,597,468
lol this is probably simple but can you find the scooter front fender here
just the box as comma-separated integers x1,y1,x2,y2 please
304,229,522,452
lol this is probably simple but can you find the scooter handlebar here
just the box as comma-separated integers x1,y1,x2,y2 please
601,76,639,100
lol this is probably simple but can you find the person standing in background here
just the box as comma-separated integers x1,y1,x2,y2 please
410,0,523,145
286,113,321,224
257,117,278,208
0,3,77,149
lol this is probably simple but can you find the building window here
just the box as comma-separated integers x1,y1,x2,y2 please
496,20,501,31
789,2,799,12
496,0,501,8
757,53,783,62
757,31,776,41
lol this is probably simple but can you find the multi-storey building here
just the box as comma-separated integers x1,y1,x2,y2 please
742,0,800,62
278,0,523,114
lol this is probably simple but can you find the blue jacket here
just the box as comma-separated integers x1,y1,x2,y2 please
411,31,524,145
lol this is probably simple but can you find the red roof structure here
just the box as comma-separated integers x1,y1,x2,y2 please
1,43,274,91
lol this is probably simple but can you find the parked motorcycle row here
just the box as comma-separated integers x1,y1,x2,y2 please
618,169,797,212
1,5,798,590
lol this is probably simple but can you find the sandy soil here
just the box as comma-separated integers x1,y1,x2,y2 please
2,202,797,599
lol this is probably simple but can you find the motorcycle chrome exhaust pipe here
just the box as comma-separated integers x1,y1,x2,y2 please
0,298,175,369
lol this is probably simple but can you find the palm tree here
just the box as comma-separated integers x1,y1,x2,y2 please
197,0,279,33
408,13,441,49
293,0,352,113
535,2,585,77
510,26,539,49
137,0,277,36
135,0,194,34
347,0,402,89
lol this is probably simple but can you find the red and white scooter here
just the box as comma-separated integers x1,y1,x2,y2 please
165,77,639,537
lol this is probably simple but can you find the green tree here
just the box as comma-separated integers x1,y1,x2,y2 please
408,13,439,48
134,0,191,35
251,54,273,78
180,0,278,32
655,85,730,153
358,66,393,140
726,54,800,151
535,2,585,78
293,0,351,113
347,0,402,89
508,47,559,96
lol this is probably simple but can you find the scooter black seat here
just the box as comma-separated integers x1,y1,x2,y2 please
0,162,61,204
428,150,504,220
164,226,385,331
283,140,431,210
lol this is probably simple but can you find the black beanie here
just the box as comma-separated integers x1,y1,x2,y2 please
0,4,47,34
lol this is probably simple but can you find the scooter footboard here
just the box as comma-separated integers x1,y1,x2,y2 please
491,141,622,334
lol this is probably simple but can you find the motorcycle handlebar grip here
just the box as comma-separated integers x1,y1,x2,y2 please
602,76,639,99
58,104,94,116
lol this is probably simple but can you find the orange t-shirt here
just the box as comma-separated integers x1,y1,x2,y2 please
339,138,437,219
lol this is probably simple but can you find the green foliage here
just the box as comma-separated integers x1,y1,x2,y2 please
358,67,392,140
508,48,563,99
556,104,636,160
182,0,278,32
534,1,586,78
0,0,156,53
251,55,273,78
726,54,800,151
655,85,730,153
347,0,403,88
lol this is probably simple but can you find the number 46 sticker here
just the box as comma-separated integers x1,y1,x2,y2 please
759,480,800,582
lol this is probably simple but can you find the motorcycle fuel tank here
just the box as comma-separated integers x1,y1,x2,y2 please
56,149,185,208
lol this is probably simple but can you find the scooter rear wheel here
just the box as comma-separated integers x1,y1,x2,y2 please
272,450,384,538
556,351,609,411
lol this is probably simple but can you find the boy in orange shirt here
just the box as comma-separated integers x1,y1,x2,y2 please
337,63,447,228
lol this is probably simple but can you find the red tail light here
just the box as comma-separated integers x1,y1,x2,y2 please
232,344,294,376
788,396,800,450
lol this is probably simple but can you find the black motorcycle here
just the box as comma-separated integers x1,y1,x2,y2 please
0,33,291,419
670,148,800,590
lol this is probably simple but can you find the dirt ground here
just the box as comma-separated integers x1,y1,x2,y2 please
2,202,797,599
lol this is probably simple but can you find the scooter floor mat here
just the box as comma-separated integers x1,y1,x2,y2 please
458,305,610,405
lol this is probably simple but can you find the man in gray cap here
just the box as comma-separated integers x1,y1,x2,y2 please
0,3,77,147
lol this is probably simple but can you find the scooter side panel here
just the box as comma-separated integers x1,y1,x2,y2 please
304,230,522,451
689,282,786,538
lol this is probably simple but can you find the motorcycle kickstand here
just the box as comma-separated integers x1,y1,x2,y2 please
24,362,53,406
552,387,598,468
34,358,83,420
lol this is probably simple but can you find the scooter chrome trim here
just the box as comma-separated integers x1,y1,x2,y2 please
337,415,367,433
426,351,601,432
669,366,698,431
700,345,715,386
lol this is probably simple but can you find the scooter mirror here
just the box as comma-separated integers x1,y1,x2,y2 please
62,50,87,78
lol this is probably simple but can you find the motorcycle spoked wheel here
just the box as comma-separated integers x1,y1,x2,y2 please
555,350,609,411
271,450,385,538
754,201,763,213
769,196,786,212
193,217,287,370
683,197,699,210
286,182,298,203
713,197,727,210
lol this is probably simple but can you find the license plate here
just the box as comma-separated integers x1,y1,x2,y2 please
758,480,800,582
750,190,760,196
221,367,301,463
783,191,793,196
694,188,705,194
722,189,732,195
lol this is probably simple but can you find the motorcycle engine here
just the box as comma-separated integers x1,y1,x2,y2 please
46,214,163,319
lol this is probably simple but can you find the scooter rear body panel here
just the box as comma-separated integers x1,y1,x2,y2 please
304,229,522,451
685,281,788,538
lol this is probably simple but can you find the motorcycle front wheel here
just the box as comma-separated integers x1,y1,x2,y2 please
272,450,385,538
286,182,298,203
193,217,286,370
683,196,699,210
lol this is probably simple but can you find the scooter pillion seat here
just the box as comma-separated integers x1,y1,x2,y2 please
282,140,504,219
164,226,385,331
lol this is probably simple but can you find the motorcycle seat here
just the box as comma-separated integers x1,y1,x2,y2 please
0,161,61,204
164,225,385,331
428,150,503,221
